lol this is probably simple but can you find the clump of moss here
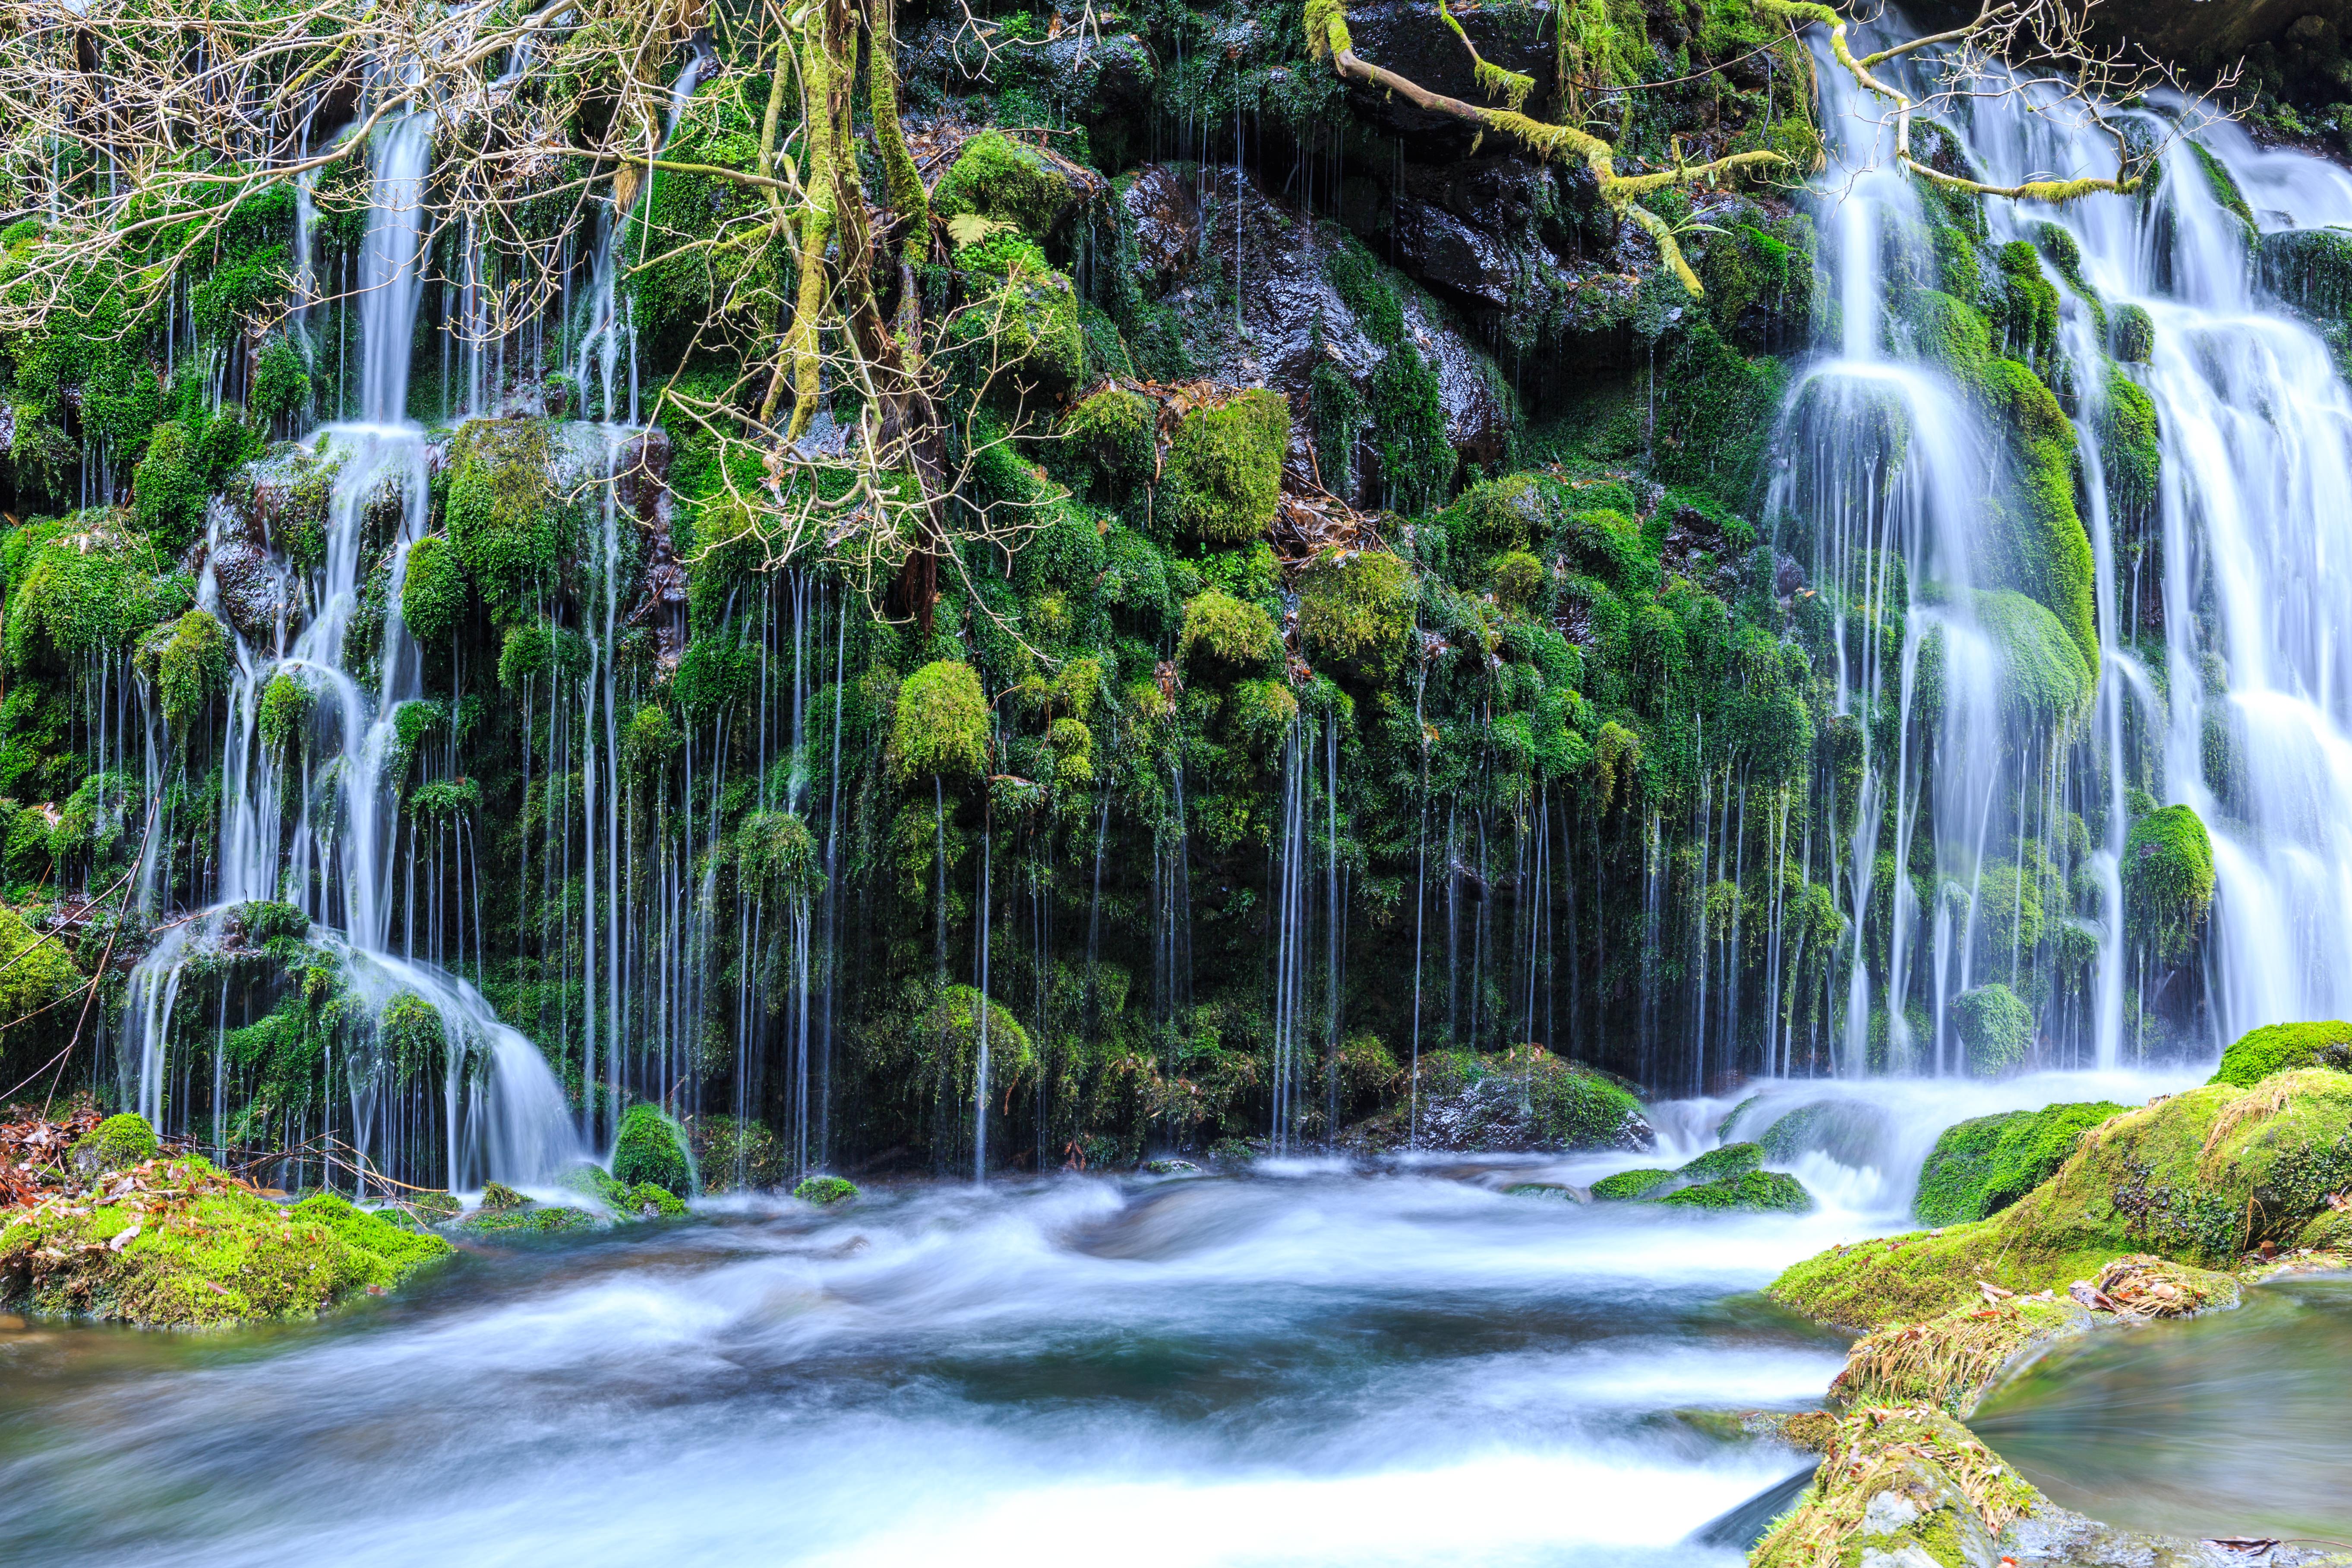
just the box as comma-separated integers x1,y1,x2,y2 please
1364,1048,1649,1152
1591,1167,1674,1200
400,534,467,646
68,1112,159,1176
0,906,82,1042
737,811,823,898
1654,1169,1814,1213
893,661,990,784
611,1103,695,1198
479,1181,528,1211
690,1116,789,1192
1676,1141,1764,1183
1160,390,1288,542
1065,385,1156,494
1951,983,2033,1077
258,671,313,754
1913,1101,2127,1227
1297,548,1413,684
0,1155,451,1327
150,608,230,735
444,420,559,621
931,130,1079,240
2210,1019,2352,1088
2123,804,2214,962
2110,303,2154,363
794,1174,859,1205
1971,589,2092,727
960,257,1085,391
921,984,1038,1104
1179,589,1279,674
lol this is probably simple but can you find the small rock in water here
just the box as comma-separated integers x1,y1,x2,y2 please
1143,1159,1201,1176
477,1183,527,1212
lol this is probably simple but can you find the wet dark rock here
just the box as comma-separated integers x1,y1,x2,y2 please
1329,0,1557,149
614,426,672,523
1121,165,1203,283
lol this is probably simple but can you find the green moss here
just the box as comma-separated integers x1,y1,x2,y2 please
2123,804,2214,962
2210,1019,2352,1088
931,131,1078,240
3,520,191,674
1752,1406,2044,1568
132,409,259,558
1977,360,2098,671
1368,343,1453,516
1992,240,2060,364
893,660,990,784
1179,589,1280,677
1162,390,1288,541
68,1112,159,1175
958,257,1085,392
1951,982,2033,1077
1913,1101,2128,1226
922,984,1038,1106
1830,1294,2088,1415
1651,319,1785,511
1298,548,1413,684
1405,1049,1648,1152
1676,1141,1764,1183
287,1193,456,1283
258,672,313,754
0,1155,448,1327
1590,1167,1675,1200
611,1103,695,1198
622,1182,689,1218
1065,385,1156,495
2097,368,2159,523
0,906,81,1046
149,608,227,736
400,534,467,646
2189,139,2256,231
690,1116,789,1192
445,420,559,621
1653,1169,1813,1212
1971,587,2092,727
2110,303,2154,363
794,1174,859,1205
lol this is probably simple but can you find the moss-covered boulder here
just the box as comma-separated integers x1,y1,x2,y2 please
1353,1048,1649,1153
1160,389,1288,541
611,1103,696,1198
1297,547,1413,685
1972,588,2091,727
794,1174,859,1205
152,608,230,735
1178,589,1280,675
1774,1069,2352,1328
691,1114,789,1191
400,534,467,645
2209,1019,2352,1088
921,984,1037,1101
1590,1167,1674,1201
1675,1142,1765,1184
1913,1101,2128,1227
444,420,559,621
1752,1406,2043,1568
1951,982,2033,1077
1653,1169,1814,1213
1065,385,1156,494
68,1112,159,1177
2110,302,2154,363
931,130,1080,240
1758,1099,1891,1165
893,660,989,784
2123,803,2214,962
0,1156,451,1327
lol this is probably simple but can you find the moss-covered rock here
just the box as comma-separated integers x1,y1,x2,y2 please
400,534,467,646
1951,982,2033,1077
1065,384,1156,494
1356,1048,1649,1153
1178,589,1279,674
1913,1101,2128,1227
931,130,1080,240
2122,803,2214,962
793,1174,859,1205
611,1103,695,1197
2109,303,2154,363
1751,1406,2043,1568
1160,390,1288,542
2210,1019,2352,1088
68,1111,159,1176
921,984,1037,1102
444,420,559,621
1653,1169,1813,1213
153,609,229,735
1832,1295,2090,1415
1675,1141,1764,1184
893,660,990,784
1759,1100,1891,1165
1590,1167,1674,1200
1971,588,2092,727
691,1115,789,1192
0,1155,451,1327
1297,547,1413,684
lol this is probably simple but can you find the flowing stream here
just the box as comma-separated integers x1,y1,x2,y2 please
0,1071,2210,1567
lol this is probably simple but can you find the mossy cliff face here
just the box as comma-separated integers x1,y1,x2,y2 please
0,0,2271,1183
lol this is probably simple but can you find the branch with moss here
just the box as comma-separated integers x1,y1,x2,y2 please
1301,0,1785,294
1754,0,2150,204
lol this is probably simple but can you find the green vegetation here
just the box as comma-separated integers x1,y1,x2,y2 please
611,1104,696,1198
68,1111,160,1175
1298,549,1413,684
2210,1019,2352,1087
1160,391,1288,541
1951,983,2033,1077
1674,1141,1763,1183
1913,1101,2127,1226
2123,805,2214,962
1590,1167,1673,1200
1653,1168,1814,1213
793,1175,859,1205
893,662,990,783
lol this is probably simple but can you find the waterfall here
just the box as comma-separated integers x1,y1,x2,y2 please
119,97,581,1192
1788,15,2352,1070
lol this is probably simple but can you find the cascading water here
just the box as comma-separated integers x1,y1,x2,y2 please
1781,19,2352,1070
117,106,579,1191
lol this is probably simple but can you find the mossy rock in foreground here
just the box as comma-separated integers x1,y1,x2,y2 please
1774,1069,2352,1328
612,1104,696,1198
793,1175,859,1205
1652,1169,1813,1214
68,1111,159,1176
2210,1019,2352,1088
1751,1406,2044,1568
0,1159,452,1327
1913,1100,2127,1227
